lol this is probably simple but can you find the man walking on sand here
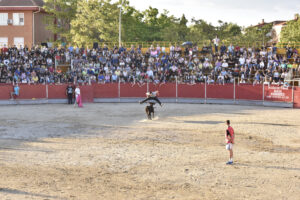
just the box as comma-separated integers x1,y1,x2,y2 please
225,120,234,165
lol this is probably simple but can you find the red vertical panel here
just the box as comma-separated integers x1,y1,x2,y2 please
206,84,234,99
293,87,300,108
120,83,147,97
18,84,46,99
178,84,205,98
79,85,94,103
149,83,176,98
48,84,68,99
236,84,263,100
93,83,118,98
0,85,13,99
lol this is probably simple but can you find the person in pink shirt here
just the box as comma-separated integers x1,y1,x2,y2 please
225,120,234,165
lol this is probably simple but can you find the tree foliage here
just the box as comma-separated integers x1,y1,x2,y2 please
43,0,78,44
70,0,119,46
280,17,300,43
43,0,287,46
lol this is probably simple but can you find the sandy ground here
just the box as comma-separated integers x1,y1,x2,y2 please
0,103,299,200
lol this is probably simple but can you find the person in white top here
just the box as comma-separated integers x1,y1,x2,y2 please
74,85,83,107
212,36,220,53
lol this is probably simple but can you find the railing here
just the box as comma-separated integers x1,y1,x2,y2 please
1,79,299,108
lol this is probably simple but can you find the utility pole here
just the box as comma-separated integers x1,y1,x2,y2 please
119,0,124,47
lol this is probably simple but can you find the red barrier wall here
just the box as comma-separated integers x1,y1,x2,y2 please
0,85,13,99
93,83,118,98
236,84,263,100
206,84,234,99
80,85,94,103
264,86,293,102
1,83,298,108
178,84,205,98
120,83,147,97
149,83,176,97
293,87,300,108
48,84,68,99
18,84,46,99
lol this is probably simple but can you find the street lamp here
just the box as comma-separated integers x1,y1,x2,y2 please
119,0,125,47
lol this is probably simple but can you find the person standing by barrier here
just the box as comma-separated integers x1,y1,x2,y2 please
225,120,234,165
66,83,74,104
74,85,83,107
10,84,20,100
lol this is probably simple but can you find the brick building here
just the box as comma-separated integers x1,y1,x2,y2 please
0,0,54,48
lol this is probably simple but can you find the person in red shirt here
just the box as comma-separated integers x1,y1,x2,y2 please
225,120,234,165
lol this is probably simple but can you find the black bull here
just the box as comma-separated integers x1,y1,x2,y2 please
145,102,155,120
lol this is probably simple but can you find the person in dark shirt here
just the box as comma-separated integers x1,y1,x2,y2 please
66,83,74,104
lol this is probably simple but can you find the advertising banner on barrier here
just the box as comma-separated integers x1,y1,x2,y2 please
264,86,293,102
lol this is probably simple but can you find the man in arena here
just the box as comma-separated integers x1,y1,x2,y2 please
140,90,162,106
225,120,234,165
66,83,74,104
10,84,20,100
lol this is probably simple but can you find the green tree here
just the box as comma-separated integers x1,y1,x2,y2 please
280,16,300,44
43,0,78,44
241,23,273,46
187,19,215,43
178,14,188,41
70,0,119,46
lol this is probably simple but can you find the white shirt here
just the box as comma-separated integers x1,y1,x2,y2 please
213,38,220,46
146,70,154,77
75,88,80,96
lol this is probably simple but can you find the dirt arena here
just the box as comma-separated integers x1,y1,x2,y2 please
0,103,299,200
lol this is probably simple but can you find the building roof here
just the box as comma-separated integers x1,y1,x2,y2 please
0,0,44,7
252,20,287,28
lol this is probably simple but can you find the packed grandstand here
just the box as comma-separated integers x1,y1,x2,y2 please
0,43,299,85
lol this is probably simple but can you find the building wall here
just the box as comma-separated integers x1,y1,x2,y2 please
34,12,54,45
0,10,33,47
273,25,284,43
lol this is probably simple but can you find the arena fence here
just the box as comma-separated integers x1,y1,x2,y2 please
1,81,300,108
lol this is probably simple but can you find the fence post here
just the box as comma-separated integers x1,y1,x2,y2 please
205,78,207,104
233,78,236,103
292,83,294,108
118,79,121,102
262,82,265,102
46,84,48,99
147,79,149,93
176,76,178,103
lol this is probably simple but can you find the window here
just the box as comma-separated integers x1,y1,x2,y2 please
13,13,24,26
0,13,8,25
14,37,24,49
0,37,8,48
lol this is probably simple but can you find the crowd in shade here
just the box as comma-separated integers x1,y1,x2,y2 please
0,42,299,86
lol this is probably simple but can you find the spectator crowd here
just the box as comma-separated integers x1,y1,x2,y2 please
0,41,300,86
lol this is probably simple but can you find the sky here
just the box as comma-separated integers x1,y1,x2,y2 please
126,0,300,27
